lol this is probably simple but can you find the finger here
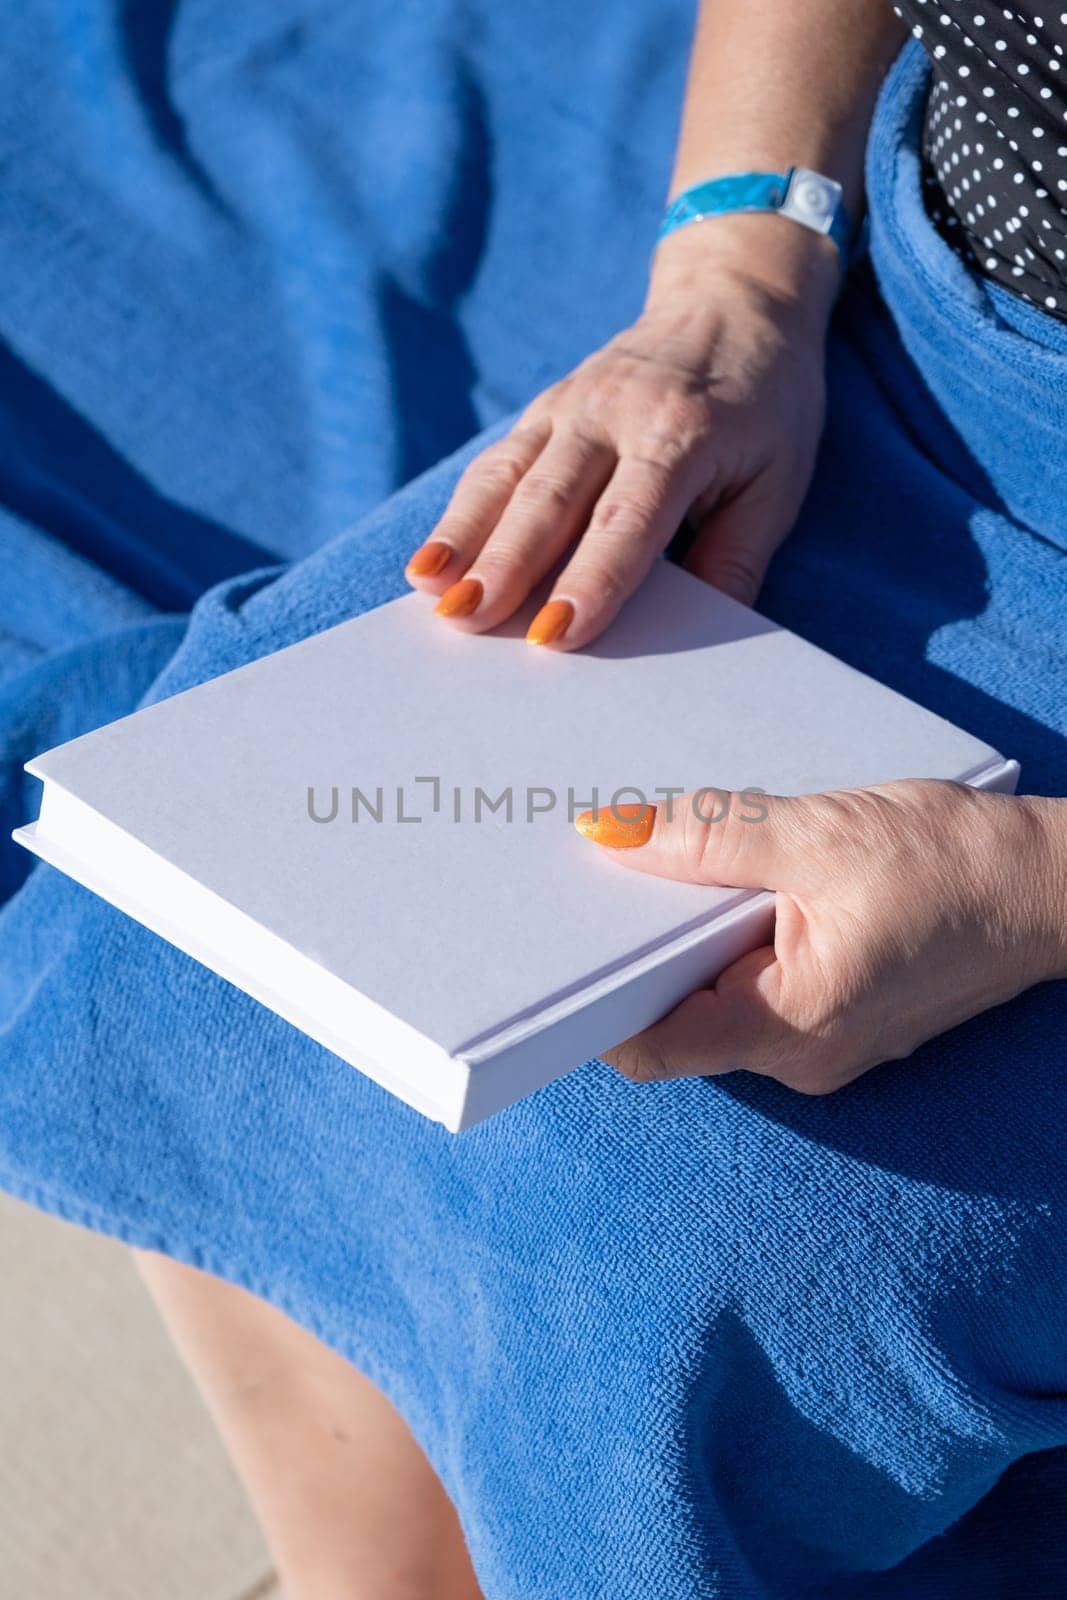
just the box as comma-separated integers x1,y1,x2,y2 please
604,945,845,1092
405,421,551,592
433,429,617,632
526,453,703,650
575,788,820,895
605,945,787,1081
685,469,799,607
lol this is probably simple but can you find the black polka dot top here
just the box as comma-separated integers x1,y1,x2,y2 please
892,3,1067,320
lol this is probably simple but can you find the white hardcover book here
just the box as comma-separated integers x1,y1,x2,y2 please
13,562,1017,1131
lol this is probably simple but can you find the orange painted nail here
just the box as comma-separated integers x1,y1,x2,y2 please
526,599,574,646
435,577,483,618
575,803,656,849
406,540,453,579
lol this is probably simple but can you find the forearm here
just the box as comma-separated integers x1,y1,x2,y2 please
651,0,907,326
671,0,905,211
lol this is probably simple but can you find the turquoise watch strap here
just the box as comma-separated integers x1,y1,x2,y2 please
658,168,851,275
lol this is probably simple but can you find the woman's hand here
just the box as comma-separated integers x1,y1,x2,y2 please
575,781,1067,1092
405,217,839,649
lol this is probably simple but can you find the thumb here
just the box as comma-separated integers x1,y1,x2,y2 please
574,788,819,894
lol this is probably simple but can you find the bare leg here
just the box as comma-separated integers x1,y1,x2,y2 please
133,1250,483,1600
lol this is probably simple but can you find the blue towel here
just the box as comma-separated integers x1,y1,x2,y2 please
2,13,1066,1593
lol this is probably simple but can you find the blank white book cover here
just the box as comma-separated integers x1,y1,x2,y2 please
14,561,1016,1129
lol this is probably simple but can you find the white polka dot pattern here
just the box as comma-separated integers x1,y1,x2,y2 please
893,2,1067,316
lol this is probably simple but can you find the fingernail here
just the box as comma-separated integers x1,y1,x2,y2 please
406,540,453,579
526,599,574,646
435,578,483,618
575,803,656,849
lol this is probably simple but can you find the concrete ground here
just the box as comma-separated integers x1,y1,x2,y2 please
0,1191,279,1600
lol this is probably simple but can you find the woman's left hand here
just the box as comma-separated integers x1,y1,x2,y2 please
403,216,837,648
575,780,1067,1093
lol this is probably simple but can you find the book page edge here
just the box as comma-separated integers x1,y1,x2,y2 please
13,782,470,1132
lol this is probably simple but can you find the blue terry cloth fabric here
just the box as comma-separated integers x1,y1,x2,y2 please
0,0,690,606
1,15,1066,1599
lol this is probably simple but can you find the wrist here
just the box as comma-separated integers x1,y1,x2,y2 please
647,210,841,339
976,793,1067,987
1017,796,1067,983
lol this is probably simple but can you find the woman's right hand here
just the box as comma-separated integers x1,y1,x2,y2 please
405,213,841,650
575,780,1067,1093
